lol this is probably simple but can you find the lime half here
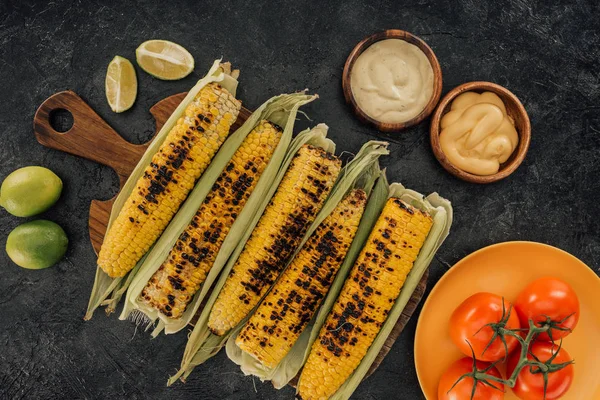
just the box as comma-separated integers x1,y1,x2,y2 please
136,40,194,80
105,55,137,113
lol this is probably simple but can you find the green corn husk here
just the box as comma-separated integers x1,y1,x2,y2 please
168,124,344,385
225,145,390,389
119,92,318,336
85,60,240,321
296,180,453,399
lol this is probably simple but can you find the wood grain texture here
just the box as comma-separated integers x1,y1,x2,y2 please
429,81,531,184
342,29,443,133
33,90,427,387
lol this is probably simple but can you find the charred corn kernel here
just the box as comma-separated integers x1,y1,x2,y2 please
236,189,367,368
139,121,282,319
297,198,433,400
208,145,342,336
98,83,241,278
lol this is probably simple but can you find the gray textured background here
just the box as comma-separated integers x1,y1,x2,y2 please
1,0,599,399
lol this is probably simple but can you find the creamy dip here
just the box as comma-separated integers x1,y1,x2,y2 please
439,91,519,175
350,39,434,124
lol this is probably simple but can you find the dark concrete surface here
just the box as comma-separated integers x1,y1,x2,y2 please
1,0,598,399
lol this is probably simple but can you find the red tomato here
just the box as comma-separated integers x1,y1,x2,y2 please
514,277,579,341
507,341,574,400
438,357,504,400
450,292,521,361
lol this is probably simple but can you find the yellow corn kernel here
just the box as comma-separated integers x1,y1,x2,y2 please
208,145,342,336
297,197,433,400
236,189,368,368
97,83,241,278
140,121,282,319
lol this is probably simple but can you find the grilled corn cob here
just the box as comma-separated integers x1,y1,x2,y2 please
236,189,367,368
208,145,342,336
297,198,433,400
139,121,282,318
98,82,241,278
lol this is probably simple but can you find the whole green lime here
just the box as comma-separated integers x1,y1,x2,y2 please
6,220,68,269
0,166,63,217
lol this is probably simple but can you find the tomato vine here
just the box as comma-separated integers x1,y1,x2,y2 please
451,301,575,400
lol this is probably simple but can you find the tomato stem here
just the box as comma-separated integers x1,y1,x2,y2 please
460,318,575,400
475,298,512,360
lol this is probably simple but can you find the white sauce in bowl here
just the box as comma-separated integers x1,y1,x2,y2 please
350,39,434,124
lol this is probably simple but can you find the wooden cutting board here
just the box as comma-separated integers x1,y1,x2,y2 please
32,90,428,380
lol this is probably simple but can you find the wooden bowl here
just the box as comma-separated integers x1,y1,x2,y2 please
430,82,531,184
342,30,443,132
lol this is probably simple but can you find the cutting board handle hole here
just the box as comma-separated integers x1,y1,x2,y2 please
49,108,74,133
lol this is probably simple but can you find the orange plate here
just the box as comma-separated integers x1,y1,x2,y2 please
414,241,600,400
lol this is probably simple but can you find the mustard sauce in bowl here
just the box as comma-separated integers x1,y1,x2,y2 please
430,81,531,184
439,91,519,176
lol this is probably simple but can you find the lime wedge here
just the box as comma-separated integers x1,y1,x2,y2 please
136,40,194,80
105,56,137,113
